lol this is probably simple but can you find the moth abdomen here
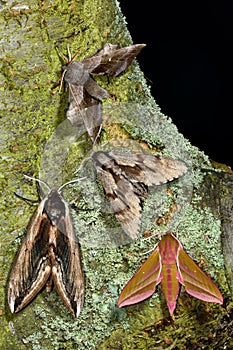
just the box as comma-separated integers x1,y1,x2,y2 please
132,182,148,198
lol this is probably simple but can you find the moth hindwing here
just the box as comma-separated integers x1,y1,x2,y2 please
91,151,188,239
8,182,84,317
63,43,145,142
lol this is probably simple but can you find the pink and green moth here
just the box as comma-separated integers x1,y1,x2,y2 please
118,232,223,315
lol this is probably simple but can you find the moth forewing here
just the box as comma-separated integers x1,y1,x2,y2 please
83,43,146,76
52,198,84,317
65,70,106,142
8,185,84,317
177,244,223,304
91,151,188,238
118,247,162,307
8,199,52,313
153,157,188,183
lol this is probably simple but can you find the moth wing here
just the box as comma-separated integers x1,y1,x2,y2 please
83,43,146,76
140,156,187,185
109,152,187,186
118,248,161,307
96,164,142,239
52,204,84,317
177,246,223,304
67,84,103,142
8,200,51,313
84,77,109,100
68,83,84,106
92,151,187,238
66,84,84,133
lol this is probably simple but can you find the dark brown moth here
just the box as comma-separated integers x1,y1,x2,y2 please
91,151,188,238
8,177,84,317
63,43,146,141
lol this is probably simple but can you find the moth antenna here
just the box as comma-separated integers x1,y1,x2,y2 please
60,46,80,66
142,247,157,255
142,232,161,241
141,232,166,255
69,49,80,63
58,177,86,192
23,175,51,192
56,47,81,93
51,48,69,91
58,70,66,93
67,45,72,62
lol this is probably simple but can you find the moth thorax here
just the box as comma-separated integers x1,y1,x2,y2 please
44,191,66,226
65,62,89,86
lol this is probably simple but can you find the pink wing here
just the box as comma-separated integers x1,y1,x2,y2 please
118,248,161,307
177,245,223,304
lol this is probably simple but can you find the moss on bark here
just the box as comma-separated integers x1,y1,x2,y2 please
0,1,232,349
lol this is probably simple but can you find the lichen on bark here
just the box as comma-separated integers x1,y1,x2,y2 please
0,0,232,349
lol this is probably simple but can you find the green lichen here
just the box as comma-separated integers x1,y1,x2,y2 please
0,0,231,349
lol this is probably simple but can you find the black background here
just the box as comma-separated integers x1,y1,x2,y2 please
120,1,232,168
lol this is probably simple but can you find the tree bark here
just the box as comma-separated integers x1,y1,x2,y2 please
0,1,232,349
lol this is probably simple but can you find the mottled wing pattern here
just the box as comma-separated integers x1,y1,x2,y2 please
92,151,187,238
67,83,104,141
64,62,108,142
83,43,146,76
103,151,188,185
65,62,108,99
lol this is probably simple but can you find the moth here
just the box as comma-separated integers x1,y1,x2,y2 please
118,232,223,315
63,43,146,141
91,151,188,239
8,177,84,317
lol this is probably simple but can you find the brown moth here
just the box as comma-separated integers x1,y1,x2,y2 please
91,151,188,239
63,43,146,141
8,177,84,317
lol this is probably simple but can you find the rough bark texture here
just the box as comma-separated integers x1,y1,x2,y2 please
0,1,232,349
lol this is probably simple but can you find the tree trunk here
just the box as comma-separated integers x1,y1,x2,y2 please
1,1,232,349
